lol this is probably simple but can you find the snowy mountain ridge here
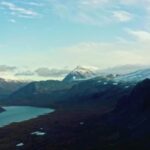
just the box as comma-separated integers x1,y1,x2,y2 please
63,66,96,82
115,68,150,82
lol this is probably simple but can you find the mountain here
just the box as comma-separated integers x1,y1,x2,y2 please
1,73,150,149
95,79,150,149
63,66,96,82
1,80,76,107
2,76,134,110
115,68,150,82
116,78,150,113
0,77,143,150
0,78,28,98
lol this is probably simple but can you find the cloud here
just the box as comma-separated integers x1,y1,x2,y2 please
48,0,113,25
52,41,150,68
0,0,148,26
121,0,150,5
15,71,35,76
0,65,17,72
128,29,150,42
120,0,150,15
0,0,147,25
35,68,70,77
113,11,133,22
48,0,138,26
15,67,70,78
121,0,139,5
25,2,44,7
80,0,108,6
1,1,38,17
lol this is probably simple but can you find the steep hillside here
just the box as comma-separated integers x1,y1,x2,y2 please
0,78,28,98
98,79,150,149
2,80,76,107
2,77,134,110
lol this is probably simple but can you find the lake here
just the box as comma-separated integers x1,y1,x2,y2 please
0,106,54,127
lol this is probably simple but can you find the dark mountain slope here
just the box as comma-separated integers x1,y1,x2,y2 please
2,77,134,111
115,79,150,114
0,78,28,99
95,79,150,149
2,80,76,107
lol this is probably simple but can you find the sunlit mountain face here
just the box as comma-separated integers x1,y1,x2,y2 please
1,1,150,150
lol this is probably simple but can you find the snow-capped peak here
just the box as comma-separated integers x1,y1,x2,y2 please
71,66,95,74
63,66,96,82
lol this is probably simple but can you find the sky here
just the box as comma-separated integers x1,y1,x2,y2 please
0,0,150,80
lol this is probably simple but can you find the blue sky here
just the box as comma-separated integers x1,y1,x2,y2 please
0,0,150,80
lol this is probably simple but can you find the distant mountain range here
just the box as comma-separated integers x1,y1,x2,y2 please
1,65,150,108
1,75,134,109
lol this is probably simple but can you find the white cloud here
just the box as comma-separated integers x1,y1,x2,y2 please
48,0,136,25
121,0,139,5
1,1,38,17
113,11,133,22
26,2,44,7
80,0,108,7
121,0,150,5
0,0,148,25
128,29,150,42
35,67,70,77
15,71,35,76
0,65,17,72
121,0,150,14
52,41,149,69
50,0,109,25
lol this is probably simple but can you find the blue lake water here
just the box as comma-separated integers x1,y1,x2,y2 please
0,106,54,127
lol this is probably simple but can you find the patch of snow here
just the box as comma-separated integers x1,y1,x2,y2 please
103,82,108,85
72,76,76,80
16,143,24,147
31,131,46,136
113,82,118,85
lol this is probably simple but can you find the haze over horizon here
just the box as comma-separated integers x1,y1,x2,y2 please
1,0,150,80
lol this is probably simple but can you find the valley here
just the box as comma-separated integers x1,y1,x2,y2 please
1,1,149,149
0,66,150,149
